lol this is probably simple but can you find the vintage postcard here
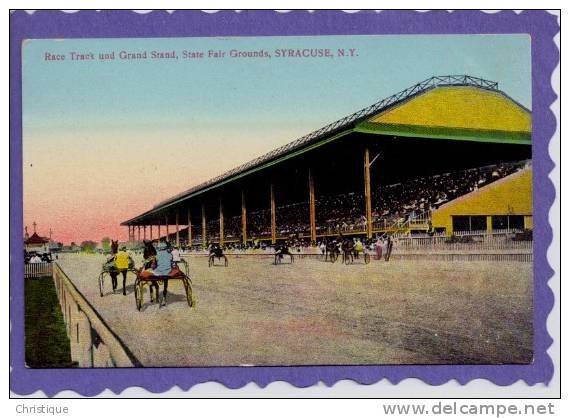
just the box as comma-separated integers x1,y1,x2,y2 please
9,10,559,396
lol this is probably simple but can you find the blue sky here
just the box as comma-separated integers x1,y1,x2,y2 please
23,34,531,132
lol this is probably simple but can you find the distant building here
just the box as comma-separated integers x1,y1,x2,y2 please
25,232,50,254
24,223,57,254
48,241,63,252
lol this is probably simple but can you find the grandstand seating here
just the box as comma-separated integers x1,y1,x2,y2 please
243,160,530,237
373,159,529,224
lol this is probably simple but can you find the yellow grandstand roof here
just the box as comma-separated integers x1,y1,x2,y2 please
357,86,530,144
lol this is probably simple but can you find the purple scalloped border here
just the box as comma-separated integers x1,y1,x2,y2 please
9,10,559,396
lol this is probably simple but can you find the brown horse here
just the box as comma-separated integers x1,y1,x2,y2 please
325,240,340,262
142,240,160,302
341,239,355,264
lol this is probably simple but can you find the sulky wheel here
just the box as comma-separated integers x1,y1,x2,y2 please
183,277,194,308
330,252,337,263
208,256,213,268
99,272,105,297
134,279,143,311
364,253,371,264
224,257,228,267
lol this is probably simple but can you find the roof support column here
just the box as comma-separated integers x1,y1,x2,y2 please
143,225,146,241
309,168,316,243
158,223,161,241
241,190,247,245
201,203,207,248
150,224,153,241
166,216,170,243
137,225,141,241
175,209,180,248
219,198,225,246
187,208,192,246
364,147,373,239
270,183,276,244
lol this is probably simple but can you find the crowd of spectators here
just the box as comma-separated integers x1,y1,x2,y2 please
248,209,272,237
276,202,310,235
372,160,528,224
225,215,242,239
24,250,53,264
186,160,529,242
315,192,366,233
314,160,528,233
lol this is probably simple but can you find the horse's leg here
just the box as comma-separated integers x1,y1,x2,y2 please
151,282,159,302
110,272,117,291
122,270,127,295
161,279,169,306
150,283,155,302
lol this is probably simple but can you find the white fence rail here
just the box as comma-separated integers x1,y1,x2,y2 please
52,263,140,367
24,262,53,278
391,230,532,262
390,253,533,262
393,238,532,252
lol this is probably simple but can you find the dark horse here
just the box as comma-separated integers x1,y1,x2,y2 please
274,243,294,264
341,239,355,264
325,240,340,262
107,240,131,295
208,244,228,267
142,240,160,302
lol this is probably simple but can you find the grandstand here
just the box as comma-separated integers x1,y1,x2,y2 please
121,75,532,246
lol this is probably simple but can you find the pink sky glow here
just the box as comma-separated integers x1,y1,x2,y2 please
23,125,313,245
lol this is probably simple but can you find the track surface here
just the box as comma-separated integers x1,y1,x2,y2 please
57,253,533,367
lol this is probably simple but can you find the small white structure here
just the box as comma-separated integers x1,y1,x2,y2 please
24,223,50,254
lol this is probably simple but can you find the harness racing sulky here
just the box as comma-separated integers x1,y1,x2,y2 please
134,240,194,311
99,240,137,297
208,244,228,267
274,243,294,265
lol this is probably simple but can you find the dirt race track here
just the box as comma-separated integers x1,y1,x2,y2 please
56,253,533,367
